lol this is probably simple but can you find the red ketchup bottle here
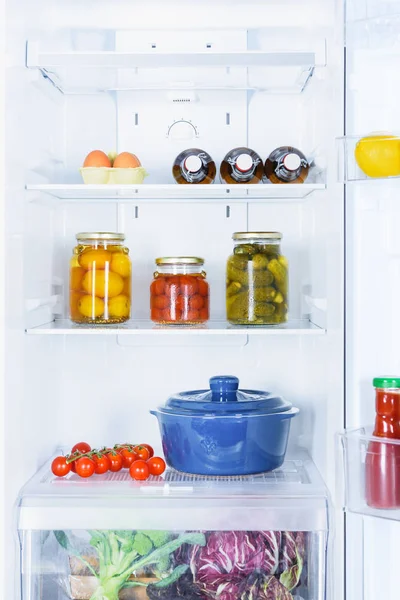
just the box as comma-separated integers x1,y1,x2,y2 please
365,377,400,509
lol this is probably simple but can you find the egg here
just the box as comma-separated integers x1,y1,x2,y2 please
113,152,141,168
83,150,112,168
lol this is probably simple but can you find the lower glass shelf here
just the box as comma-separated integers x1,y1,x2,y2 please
25,319,325,336
339,427,400,522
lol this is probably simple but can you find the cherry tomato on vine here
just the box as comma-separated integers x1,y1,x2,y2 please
147,457,166,476
106,452,123,472
129,460,150,481
134,445,150,461
75,457,95,478
139,444,154,459
51,456,71,477
71,442,91,454
92,454,110,475
120,448,139,469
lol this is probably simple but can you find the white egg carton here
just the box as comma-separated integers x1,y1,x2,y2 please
80,167,148,185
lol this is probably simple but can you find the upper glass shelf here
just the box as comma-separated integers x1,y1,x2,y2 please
26,182,326,202
26,40,326,95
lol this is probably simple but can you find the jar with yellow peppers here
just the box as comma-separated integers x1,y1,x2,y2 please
226,232,288,325
70,232,131,324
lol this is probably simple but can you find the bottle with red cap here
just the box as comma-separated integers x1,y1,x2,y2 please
172,148,216,184
219,147,263,184
365,377,400,509
264,146,310,184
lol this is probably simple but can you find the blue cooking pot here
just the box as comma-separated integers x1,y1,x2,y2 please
150,375,299,476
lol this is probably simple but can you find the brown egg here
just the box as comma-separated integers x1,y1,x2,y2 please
83,150,112,168
113,152,141,168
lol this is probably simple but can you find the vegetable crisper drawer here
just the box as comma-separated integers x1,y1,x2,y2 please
17,452,330,600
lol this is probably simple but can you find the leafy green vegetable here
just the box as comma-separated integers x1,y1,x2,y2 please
55,530,205,600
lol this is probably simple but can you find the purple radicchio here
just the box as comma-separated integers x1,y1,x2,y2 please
237,572,293,600
278,532,306,591
180,531,283,600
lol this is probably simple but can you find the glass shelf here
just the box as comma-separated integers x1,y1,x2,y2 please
339,427,400,522
25,319,325,336
17,450,329,531
26,182,326,202
26,42,326,95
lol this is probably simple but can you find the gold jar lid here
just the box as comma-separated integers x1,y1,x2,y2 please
155,256,204,265
232,232,282,240
76,232,125,241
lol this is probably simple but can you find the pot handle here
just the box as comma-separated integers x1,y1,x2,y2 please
209,376,239,402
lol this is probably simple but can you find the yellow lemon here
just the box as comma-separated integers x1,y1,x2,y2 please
70,291,83,320
79,248,112,270
123,277,131,297
355,134,400,178
108,294,131,318
70,267,86,292
78,295,105,318
110,252,131,278
82,270,124,298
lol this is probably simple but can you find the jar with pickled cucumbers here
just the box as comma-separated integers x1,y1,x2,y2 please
70,232,131,324
151,257,209,325
226,232,288,325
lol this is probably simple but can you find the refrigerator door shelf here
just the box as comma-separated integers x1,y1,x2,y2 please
17,451,329,532
337,134,400,183
339,427,400,522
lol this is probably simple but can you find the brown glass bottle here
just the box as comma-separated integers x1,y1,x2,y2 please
220,147,263,184
265,146,309,184
172,149,216,184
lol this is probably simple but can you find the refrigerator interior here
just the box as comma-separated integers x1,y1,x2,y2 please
343,3,400,600
4,0,346,598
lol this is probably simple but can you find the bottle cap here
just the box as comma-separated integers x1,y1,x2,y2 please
373,377,400,389
184,155,202,173
236,153,253,172
283,153,302,171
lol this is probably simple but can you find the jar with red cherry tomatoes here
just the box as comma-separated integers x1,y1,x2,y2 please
151,257,209,325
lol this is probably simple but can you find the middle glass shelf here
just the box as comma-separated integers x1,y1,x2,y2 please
26,183,326,202
25,319,325,336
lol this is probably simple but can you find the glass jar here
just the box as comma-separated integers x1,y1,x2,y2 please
70,232,131,324
151,257,209,325
226,232,288,325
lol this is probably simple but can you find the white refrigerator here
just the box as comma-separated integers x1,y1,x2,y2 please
3,0,399,598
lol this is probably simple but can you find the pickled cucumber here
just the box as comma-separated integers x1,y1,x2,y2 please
227,291,249,320
253,269,274,287
230,255,250,270
254,287,277,302
227,262,249,286
252,254,269,270
227,281,242,297
267,259,288,296
254,303,276,318
234,244,257,257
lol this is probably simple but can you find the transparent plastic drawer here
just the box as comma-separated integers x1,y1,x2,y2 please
17,451,330,600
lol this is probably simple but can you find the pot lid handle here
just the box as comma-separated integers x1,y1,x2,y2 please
209,376,239,402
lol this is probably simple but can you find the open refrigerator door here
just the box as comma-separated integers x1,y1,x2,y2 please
2,1,348,599
338,0,400,598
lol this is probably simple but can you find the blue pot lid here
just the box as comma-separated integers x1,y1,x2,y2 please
160,376,292,416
